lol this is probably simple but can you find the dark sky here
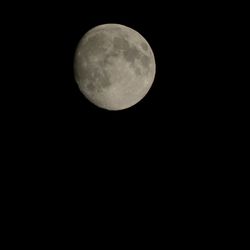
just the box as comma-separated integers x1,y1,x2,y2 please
0,3,236,240
4,1,226,173
1,3,232,230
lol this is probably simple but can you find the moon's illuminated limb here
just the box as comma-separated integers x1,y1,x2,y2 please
74,23,156,110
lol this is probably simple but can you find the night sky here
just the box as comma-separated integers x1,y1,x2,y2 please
2,3,233,239
5,1,226,176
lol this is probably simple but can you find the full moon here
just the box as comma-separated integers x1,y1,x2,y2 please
74,23,156,110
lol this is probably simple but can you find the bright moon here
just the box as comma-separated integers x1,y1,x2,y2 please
74,23,156,110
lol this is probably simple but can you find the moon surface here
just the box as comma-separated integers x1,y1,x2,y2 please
74,23,156,110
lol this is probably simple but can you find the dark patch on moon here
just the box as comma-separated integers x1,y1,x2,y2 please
141,42,148,51
86,83,95,91
135,67,142,75
81,64,112,92
141,54,151,68
113,36,130,50
81,33,108,57
75,65,89,83
123,45,141,64
99,70,112,89
103,50,120,65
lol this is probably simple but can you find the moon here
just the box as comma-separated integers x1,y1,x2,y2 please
74,23,156,110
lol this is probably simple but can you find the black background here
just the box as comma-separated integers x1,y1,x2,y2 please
4,1,228,182
1,1,238,243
